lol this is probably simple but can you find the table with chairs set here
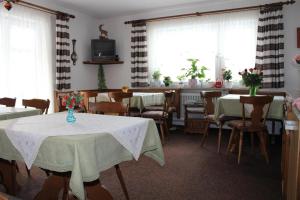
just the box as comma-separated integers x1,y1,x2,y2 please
0,92,168,200
184,89,286,164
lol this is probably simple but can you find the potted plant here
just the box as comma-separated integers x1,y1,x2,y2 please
163,76,172,87
181,59,207,88
176,74,185,87
222,68,233,88
152,70,162,87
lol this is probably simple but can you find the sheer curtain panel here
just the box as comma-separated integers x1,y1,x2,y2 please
0,6,53,108
147,10,259,82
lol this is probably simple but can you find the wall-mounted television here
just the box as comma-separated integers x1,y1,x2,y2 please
91,39,116,61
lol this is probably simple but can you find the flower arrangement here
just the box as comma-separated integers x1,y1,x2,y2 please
295,55,300,64
62,92,83,110
239,67,263,96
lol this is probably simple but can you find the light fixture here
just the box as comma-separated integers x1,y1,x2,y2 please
0,0,17,11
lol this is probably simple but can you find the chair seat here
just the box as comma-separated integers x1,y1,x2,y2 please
141,110,167,120
129,111,141,117
228,120,265,132
144,105,176,112
186,107,205,113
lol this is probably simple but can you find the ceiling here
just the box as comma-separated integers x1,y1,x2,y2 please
50,0,229,19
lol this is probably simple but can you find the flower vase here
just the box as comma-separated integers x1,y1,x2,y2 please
66,108,76,123
249,86,258,96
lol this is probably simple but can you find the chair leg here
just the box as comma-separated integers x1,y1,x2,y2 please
200,121,209,147
159,123,165,144
238,130,244,164
251,134,254,153
226,128,235,154
217,123,223,153
114,165,130,200
163,119,169,137
258,131,269,164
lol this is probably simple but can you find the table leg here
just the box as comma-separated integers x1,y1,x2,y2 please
85,180,113,200
34,173,69,200
0,159,18,195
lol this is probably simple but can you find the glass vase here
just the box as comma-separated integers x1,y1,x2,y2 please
249,86,258,96
66,108,76,124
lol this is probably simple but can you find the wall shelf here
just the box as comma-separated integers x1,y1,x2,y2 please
83,60,124,65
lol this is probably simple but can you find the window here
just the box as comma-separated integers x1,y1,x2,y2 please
0,6,53,108
147,10,259,82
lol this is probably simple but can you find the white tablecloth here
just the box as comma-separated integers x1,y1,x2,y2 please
4,113,150,168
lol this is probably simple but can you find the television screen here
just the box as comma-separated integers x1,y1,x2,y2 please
91,39,116,60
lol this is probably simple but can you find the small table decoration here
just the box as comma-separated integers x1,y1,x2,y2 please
239,67,263,96
61,92,83,123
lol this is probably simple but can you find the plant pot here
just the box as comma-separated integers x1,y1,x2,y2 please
151,80,161,87
224,81,233,88
188,79,197,88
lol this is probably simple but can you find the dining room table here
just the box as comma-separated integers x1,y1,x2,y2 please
214,94,286,121
89,92,165,112
0,112,164,200
0,107,41,121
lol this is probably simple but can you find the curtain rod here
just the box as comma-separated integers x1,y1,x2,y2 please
15,0,75,19
124,0,295,24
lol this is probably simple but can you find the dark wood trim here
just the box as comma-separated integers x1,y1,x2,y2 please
124,0,295,24
297,27,300,48
83,60,124,65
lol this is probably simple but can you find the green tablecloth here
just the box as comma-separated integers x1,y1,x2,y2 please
215,94,285,120
89,92,165,111
0,107,41,120
0,118,164,200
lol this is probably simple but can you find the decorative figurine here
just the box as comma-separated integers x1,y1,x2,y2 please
99,24,108,39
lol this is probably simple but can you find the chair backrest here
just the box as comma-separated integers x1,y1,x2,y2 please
200,91,222,115
162,90,175,115
108,91,133,102
240,95,274,128
88,102,127,116
229,89,286,97
0,97,16,107
22,99,50,114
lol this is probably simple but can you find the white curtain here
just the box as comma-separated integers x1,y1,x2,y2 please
147,10,259,82
0,6,53,109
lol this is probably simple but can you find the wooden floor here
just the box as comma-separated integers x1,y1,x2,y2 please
0,128,282,200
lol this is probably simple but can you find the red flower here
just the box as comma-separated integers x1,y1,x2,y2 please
249,68,254,73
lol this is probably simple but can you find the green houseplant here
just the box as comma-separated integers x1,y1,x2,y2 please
222,68,233,88
163,76,172,87
181,59,207,88
152,70,162,87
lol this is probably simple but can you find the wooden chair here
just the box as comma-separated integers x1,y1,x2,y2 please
0,97,16,107
22,99,50,114
88,101,129,200
141,91,175,144
226,95,274,164
89,101,127,116
228,89,286,139
199,91,222,147
108,91,140,117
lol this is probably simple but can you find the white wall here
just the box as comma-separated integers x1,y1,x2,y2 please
97,0,300,97
28,0,100,90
